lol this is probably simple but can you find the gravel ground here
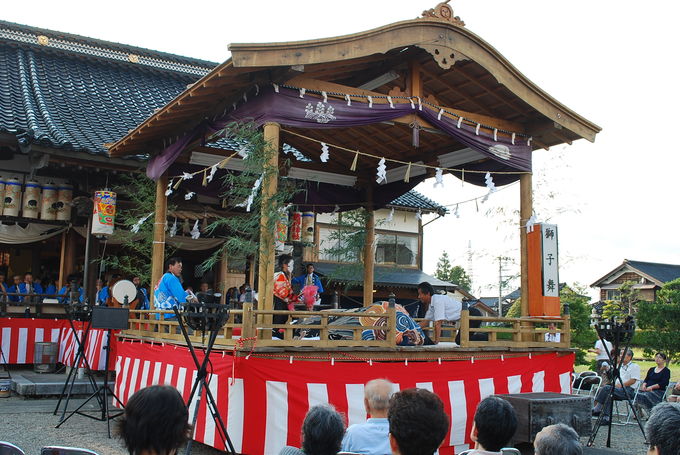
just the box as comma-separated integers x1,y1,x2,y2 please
0,395,648,455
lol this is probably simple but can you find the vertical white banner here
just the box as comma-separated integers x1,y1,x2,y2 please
541,224,559,297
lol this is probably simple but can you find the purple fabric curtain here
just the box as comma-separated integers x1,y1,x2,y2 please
148,86,531,183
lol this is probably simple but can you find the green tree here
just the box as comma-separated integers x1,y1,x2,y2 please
637,278,680,363
99,174,176,285
434,251,472,292
601,280,641,320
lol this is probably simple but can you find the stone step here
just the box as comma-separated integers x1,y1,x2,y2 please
8,369,109,396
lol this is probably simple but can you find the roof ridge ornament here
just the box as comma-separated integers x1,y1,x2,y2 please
421,1,465,27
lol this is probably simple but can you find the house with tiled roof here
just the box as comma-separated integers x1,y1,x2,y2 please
591,259,680,303
0,20,450,305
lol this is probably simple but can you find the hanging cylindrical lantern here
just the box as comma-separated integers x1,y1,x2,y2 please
56,184,73,221
290,212,302,242
0,177,6,216
40,183,58,220
302,211,315,243
22,181,41,219
91,190,117,235
275,212,289,251
3,178,22,217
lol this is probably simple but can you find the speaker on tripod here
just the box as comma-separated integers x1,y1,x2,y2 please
56,306,129,438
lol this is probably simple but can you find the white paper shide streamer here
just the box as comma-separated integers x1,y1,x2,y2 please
415,209,422,221
526,214,538,233
376,158,387,184
207,165,217,183
131,212,153,233
190,220,200,239
320,142,330,163
385,207,395,223
181,172,193,181
481,172,497,203
169,218,178,237
434,168,444,188
237,175,264,212
165,181,174,196
184,191,195,200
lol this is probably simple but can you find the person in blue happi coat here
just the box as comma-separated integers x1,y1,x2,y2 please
132,275,150,310
153,257,196,319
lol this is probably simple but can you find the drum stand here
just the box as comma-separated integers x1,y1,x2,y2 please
54,308,103,421
173,306,236,455
587,321,646,447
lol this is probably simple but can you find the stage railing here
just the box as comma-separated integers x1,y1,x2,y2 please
120,305,570,350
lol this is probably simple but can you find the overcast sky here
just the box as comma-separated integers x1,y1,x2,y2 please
4,1,678,299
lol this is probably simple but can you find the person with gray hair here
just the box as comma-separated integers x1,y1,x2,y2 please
533,423,582,455
341,379,394,455
591,348,641,424
645,402,680,455
279,404,345,455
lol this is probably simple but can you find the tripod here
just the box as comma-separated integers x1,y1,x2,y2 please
174,303,236,455
56,307,128,438
54,304,103,421
587,318,646,447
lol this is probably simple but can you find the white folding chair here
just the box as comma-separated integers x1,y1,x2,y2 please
612,381,642,425
0,442,25,455
663,382,677,401
41,447,99,455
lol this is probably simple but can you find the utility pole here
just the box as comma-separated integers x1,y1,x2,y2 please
497,256,512,317
466,240,474,291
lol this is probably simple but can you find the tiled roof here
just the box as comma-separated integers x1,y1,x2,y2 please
313,263,456,289
388,190,447,215
0,21,212,157
625,260,680,284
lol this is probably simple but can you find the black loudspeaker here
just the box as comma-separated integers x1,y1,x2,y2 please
91,307,129,330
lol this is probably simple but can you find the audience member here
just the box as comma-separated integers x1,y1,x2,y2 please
543,322,561,343
279,404,345,455
589,338,613,379
57,275,85,304
533,423,582,455
7,274,22,303
645,402,680,455
667,382,680,402
117,385,191,455
96,278,108,306
341,379,393,455
461,396,517,454
637,352,670,412
388,388,449,455
592,349,641,424
416,282,462,344
0,272,7,297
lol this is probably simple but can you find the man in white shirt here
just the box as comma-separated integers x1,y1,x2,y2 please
341,379,393,455
417,282,462,344
589,338,614,374
592,348,641,423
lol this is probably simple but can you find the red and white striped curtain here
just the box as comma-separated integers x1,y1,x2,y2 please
114,339,573,455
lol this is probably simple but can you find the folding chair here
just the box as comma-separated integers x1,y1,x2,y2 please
0,442,25,455
663,381,677,401
572,371,602,400
459,449,520,455
41,447,99,455
612,381,642,425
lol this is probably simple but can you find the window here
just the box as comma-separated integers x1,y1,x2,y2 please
318,227,360,262
375,233,418,266
605,290,621,301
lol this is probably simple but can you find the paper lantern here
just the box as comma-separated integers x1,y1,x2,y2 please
56,184,73,221
22,181,41,219
3,178,21,217
0,177,5,216
290,212,302,242
276,213,289,243
40,183,57,220
302,212,315,243
92,190,117,235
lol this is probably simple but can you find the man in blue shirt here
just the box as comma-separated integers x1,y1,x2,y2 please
58,275,85,304
154,257,195,318
7,274,22,303
19,272,43,303
341,379,393,455
133,275,149,310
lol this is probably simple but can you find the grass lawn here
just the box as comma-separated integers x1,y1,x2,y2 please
575,353,680,382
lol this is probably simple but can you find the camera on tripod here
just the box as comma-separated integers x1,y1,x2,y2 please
182,291,227,332
595,316,635,344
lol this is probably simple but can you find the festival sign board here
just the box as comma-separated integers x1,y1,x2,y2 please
527,223,560,317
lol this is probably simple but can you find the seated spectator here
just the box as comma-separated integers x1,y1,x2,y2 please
279,404,345,455
455,306,489,345
637,352,670,412
117,385,191,455
95,278,108,306
591,349,641,424
341,379,393,455
533,423,582,455
645,402,680,455
58,275,85,304
388,388,449,455
7,274,22,303
461,396,517,454
132,276,150,310
0,272,7,297
43,276,57,296
543,322,561,343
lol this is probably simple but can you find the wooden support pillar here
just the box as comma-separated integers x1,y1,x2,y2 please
363,186,375,306
519,172,533,317
58,230,76,289
257,122,280,329
219,252,228,305
150,174,168,305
